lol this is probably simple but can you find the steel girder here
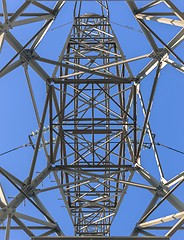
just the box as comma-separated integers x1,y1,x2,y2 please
0,0,184,239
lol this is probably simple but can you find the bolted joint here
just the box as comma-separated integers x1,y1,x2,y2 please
150,48,169,62
156,184,164,196
3,206,15,217
0,20,12,34
22,185,35,197
20,49,33,64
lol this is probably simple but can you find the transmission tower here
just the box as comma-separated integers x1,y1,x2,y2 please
0,1,184,240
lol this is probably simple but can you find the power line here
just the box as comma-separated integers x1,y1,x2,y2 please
1,140,184,157
49,20,143,34
110,21,143,34
0,143,32,157
49,21,73,31
156,142,184,155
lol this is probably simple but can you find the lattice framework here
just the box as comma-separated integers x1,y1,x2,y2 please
0,1,184,239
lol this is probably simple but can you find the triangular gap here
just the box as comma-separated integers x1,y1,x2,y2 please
0,175,21,206
8,210,54,237
14,212,56,229
137,1,173,15
2,216,34,239
3,3,66,57
128,57,153,78
0,168,25,190
31,1,56,14
4,1,30,16
137,22,181,64
3,24,48,63
135,17,183,50
0,57,22,79
166,52,184,73
135,65,165,179
163,0,184,21
170,183,184,206
110,21,152,70
3,3,69,59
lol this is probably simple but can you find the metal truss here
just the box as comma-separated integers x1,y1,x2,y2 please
0,0,183,239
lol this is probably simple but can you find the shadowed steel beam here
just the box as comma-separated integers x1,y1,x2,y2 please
137,90,164,180
12,215,34,237
166,173,184,188
5,216,11,240
165,59,184,73
14,212,56,228
24,66,50,159
28,90,51,183
0,167,25,188
136,14,184,27
136,62,161,159
165,216,184,237
139,210,184,229
126,0,158,52
0,59,23,78
131,194,160,236
164,0,184,20
2,0,8,22
34,56,132,81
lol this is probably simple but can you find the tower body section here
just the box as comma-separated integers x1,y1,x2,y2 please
52,14,137,236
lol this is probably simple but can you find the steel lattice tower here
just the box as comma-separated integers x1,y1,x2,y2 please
0,1,184,240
